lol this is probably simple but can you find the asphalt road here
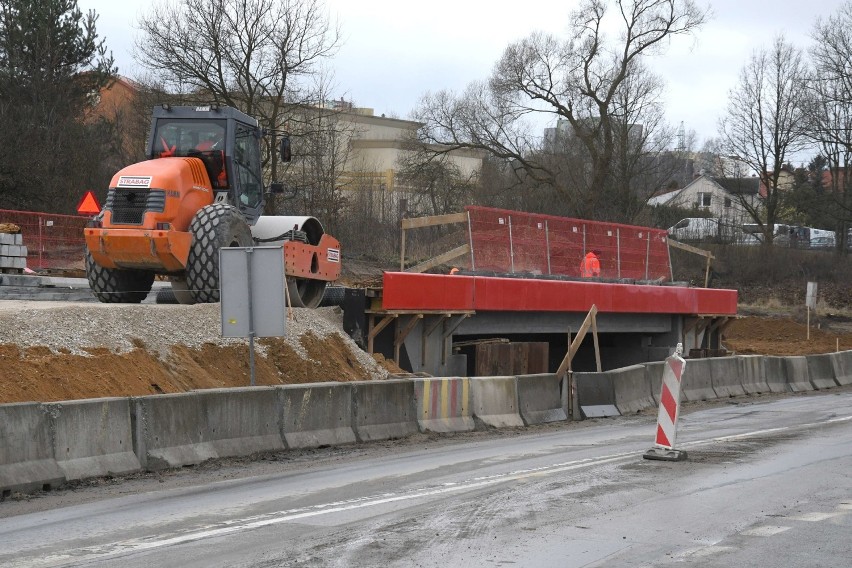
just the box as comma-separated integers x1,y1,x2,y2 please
1,393,851,567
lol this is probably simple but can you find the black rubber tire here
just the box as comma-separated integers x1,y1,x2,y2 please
155,287,179,304
186,203,253,303
85,250,154,304
319,285,346,307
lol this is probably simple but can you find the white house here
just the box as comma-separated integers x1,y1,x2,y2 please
648,175,762,226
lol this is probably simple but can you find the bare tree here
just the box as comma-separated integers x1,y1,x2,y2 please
284,97,356,235
395,149,479,217
718,36,807,247
803,3,852,251
135,0,340,183
414,0,707,223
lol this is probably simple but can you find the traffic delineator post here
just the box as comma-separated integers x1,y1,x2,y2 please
644,343,688,462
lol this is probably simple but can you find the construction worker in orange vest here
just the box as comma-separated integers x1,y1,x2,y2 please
580,250,601,278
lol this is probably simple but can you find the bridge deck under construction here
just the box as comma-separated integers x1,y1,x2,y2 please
361,272,737,377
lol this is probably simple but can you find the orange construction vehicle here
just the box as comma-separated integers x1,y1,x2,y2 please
84,104,340,307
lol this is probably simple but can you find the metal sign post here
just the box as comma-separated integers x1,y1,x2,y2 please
220,246,287,386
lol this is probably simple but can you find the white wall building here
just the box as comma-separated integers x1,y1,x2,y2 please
648,175,762,226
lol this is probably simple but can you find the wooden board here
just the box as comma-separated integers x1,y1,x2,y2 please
474,342,549,376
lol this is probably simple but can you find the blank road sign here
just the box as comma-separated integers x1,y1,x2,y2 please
220,246,286,338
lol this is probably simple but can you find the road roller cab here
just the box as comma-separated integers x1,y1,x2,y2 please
84,104,340,307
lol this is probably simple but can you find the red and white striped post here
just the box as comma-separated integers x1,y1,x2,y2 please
644,343,688,461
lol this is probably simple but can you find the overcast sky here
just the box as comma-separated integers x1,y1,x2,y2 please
79,0,850,160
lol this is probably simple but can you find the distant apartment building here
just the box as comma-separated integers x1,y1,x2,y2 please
92,82,484,219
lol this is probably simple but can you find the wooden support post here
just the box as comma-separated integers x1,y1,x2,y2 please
704,255,712,288
394,314,423,365
367,314,397,354
556,305,599,378
591,314,601,372
399,211,469,274
667,237,715,287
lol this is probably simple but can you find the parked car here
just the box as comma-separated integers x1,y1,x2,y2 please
810,236,836,249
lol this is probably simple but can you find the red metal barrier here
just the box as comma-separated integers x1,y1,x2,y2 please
465,206,671,281
0,209,87,270
381,272,738,315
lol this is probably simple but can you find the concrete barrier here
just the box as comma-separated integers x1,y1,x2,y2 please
574,372,618,418
0,403,64,494
646,361,666,405
738,355,770,394
763,356,790,393
352,380,418,442
783,356,813,392
806,354,839,390
517,374,567,425
709,357,746,398
412,377,474,433
681,357,716,401
609,364,655,414
830,350,852,386
470,376,524,428
46,398,141,481
279,382,356,448
133,388,284,470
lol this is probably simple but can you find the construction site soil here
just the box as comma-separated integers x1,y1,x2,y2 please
0,267,850,405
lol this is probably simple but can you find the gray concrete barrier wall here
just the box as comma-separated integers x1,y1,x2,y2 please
470,376,524,428
763,356,790,393
806,354,839,390
738,355,770,394
831,350,852,386
4,348,852,494
681,357,716,401
516,374,567,425
574,372,614,406
609,364,655,415
709,357,746,398
574,372,619,418
784,356,813,392
0,403,64,494
412,377,474,433
46,398,140,481
279,382,356,448
352,380,418,442
133,388,284,470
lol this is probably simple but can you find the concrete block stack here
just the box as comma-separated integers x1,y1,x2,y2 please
0,224,27,273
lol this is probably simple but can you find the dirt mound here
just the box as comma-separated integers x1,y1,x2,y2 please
725,314,852,356
0,302,399,404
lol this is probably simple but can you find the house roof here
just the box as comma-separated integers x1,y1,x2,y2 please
714,177,760,195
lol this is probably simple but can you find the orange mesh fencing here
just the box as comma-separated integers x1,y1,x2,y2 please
464,206,671,281
0,209,88,270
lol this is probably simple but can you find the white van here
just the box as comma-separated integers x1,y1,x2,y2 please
667,218,726,241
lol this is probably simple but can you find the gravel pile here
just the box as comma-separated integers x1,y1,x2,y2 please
0,301,387,380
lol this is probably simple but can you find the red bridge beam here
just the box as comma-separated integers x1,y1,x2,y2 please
381,272,737,315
